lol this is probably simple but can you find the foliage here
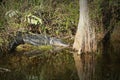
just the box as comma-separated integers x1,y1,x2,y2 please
89,0,120,41
0,0,79,53
0,0,79,36
0,0,119,51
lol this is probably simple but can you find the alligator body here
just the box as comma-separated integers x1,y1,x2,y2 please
9,32,69,52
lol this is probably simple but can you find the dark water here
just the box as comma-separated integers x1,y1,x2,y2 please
74,41,120,80
0,49,79,80
95,42,120,80
0,42,120,80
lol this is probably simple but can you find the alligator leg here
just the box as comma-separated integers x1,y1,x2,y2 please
8,31,24,52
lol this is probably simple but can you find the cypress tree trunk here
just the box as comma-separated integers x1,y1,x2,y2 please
73,0,96,80
73,0,97,54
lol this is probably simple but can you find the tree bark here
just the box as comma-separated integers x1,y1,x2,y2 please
73,0,97,79
73,0,97,54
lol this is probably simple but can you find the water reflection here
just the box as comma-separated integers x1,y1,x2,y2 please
0,42,120,80
0,49,79,80
74,42,120,80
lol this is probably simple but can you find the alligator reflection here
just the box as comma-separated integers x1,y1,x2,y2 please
0,48,79,80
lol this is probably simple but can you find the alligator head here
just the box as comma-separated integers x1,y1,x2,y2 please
50,38,69,47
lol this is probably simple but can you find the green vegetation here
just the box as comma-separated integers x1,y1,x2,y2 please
0,0,79,35
0,0,119,52
0,1,79,79
0,0,119,80
89,0,120,42
0,0,79,53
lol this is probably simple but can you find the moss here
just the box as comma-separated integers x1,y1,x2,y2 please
0,38,4,46
36,45,53,51
16,44,53,52
16,44,33,52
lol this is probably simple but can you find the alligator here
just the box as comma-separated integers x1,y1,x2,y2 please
9,32,69,52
